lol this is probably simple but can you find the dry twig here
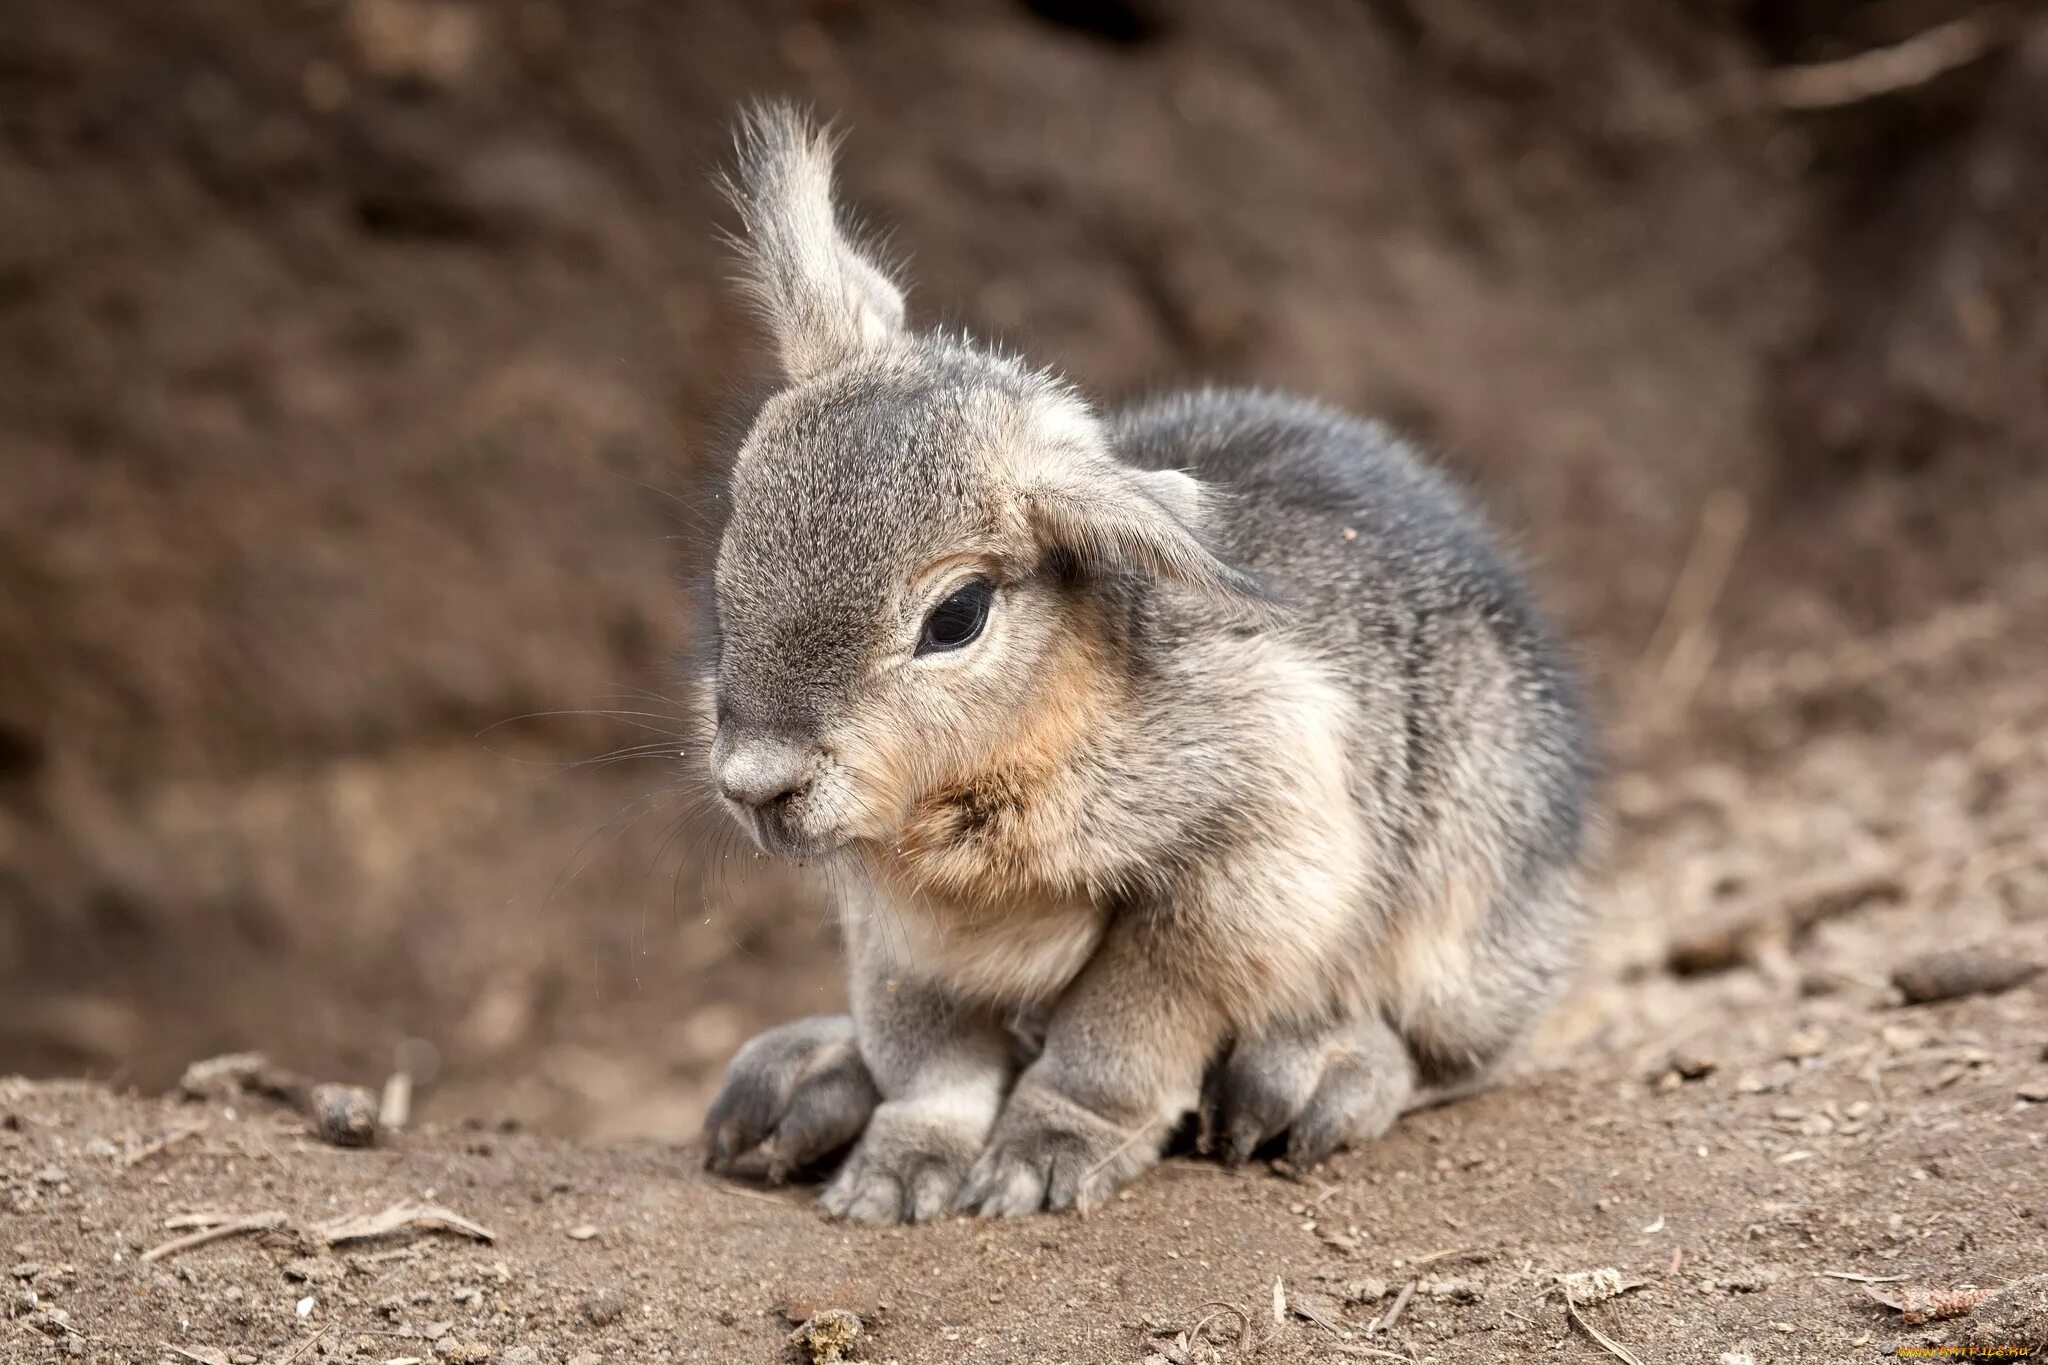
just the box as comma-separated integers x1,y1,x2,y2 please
1634,489,1749,734
141,1212,287,1265
123,1124,204,1171
273,1328,329,1365
1185,1301,1252,1353
143,1198,492,1266
1369,1281,1416,1335
1667,860,1904,975
1764,14,2010,110
1817,1270,1907,1284
1561,1284,1647,1365
1080,1117,1166,1185
315,1199,495,1247
1290,1292,1349,1339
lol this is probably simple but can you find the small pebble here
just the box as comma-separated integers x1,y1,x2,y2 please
583,1286,631,1326
1881,1024,1927,1051
566,1224,599,1241
309,1083,380,1148
788,1309,862,1364
1345,1276,1391,1304
178,1052,269,1101
1892,950,2041,1005
282,1257,341,1284
1782,1028,1826,1060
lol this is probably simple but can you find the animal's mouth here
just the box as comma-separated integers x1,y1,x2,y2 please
729,794,849,862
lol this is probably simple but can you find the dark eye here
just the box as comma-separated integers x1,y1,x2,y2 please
918,579,993,654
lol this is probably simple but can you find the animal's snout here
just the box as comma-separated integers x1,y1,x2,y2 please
716,735,814,812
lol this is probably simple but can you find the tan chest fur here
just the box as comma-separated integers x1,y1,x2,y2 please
853,616,1118,1006
873,881,1107,1007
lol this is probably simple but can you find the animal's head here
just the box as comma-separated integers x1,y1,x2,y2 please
702,104,1258,863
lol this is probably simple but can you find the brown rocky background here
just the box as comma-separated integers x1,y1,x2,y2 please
3,0,2046,1145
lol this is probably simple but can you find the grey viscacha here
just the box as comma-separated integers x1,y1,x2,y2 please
695,103,1592,1223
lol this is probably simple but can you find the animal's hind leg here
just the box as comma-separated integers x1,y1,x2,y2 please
1206,875,1581,1169
1202,1011,1418,1167
1397,871,1585,1102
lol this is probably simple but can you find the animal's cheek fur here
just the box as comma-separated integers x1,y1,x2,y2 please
828,618,1057,840
829,682,1000,839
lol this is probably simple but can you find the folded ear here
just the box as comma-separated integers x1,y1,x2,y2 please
1021,450,1267,609
721,102,906,382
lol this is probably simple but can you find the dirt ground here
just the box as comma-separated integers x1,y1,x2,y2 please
5,866,2048,1365
5,1003,2048,1365
5,0,2048,1360
7,574,2048,1362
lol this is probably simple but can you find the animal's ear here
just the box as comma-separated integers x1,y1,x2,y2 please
1020,447,1267,609
720,102,906,382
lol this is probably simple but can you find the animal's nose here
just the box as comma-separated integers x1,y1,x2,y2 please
717,736,812,810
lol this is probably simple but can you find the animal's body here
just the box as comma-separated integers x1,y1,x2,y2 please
696,105,1591,1223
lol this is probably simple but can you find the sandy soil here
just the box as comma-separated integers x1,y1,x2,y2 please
9,601,2048,1363
5,969,2045,1364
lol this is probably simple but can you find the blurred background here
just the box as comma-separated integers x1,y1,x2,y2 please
2,0,2045,1141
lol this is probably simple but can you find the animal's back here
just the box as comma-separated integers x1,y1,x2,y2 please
1111,388,1532,629
1111,387,1592,1080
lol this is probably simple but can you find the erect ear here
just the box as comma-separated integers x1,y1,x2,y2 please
1019,445,1267,609
720,102,906,382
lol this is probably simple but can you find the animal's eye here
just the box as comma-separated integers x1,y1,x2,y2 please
918,578,993,655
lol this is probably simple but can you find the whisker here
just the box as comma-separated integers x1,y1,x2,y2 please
487,741,689,773
603,466,727,540
477,707,691,739
536,785,681,927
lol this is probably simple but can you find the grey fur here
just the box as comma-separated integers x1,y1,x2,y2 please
694,103,1592,1222
1202,1011,1417,1167
702,1014,879,1182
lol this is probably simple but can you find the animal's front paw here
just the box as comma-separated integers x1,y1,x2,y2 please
952,1079,1163,1218
1201,1014,1415,1167
818,1099,987,1225
703,1016,880,1182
